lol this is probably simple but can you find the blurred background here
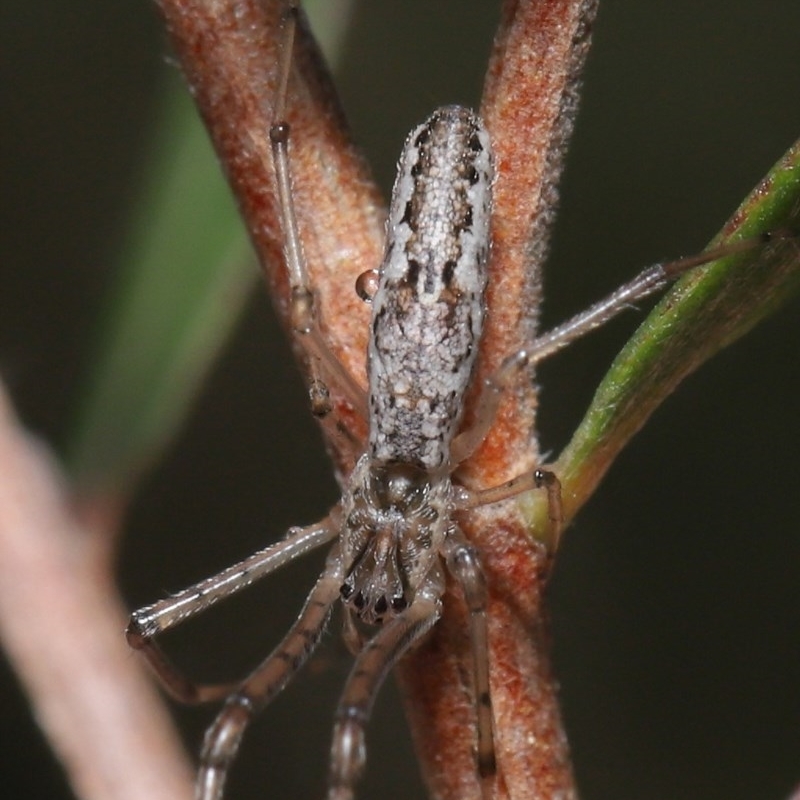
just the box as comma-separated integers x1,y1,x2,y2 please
2,1,800,798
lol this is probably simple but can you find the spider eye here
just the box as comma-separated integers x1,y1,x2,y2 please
374,595,388,614
371,463,429,510
340,583,354,599
391,596,408,612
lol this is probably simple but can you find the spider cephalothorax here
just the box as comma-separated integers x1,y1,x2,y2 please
338,460,453,626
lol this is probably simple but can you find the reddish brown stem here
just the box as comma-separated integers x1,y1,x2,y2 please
156,0,385,473
398,2,597,798
155,1,598,798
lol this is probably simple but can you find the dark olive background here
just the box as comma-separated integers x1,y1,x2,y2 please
2,2,800,798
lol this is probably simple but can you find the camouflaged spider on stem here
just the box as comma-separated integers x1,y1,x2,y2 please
125,10,553,799
125,4,798,800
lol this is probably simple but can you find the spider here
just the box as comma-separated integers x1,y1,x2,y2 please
126,5,794,799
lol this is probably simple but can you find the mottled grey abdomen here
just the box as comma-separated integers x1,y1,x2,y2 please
367,106,494,470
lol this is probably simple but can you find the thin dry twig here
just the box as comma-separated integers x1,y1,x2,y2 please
0,379,193,800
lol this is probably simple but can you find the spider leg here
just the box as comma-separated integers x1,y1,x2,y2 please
456,468,564,549
126,514,339,703
450,229,796,466
269,4,367,421
527,229,797,364
327,569,444,800
442,527,496,795
197,569,343,800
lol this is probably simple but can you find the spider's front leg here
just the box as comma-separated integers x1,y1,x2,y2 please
126,515,339,703
327,568,445,800
269,4,367,422
197,564,345,800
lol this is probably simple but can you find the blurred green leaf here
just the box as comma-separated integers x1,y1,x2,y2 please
65,72,254,496
64,0,351,498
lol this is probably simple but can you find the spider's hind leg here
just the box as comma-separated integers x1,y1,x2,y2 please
269,4,368,423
